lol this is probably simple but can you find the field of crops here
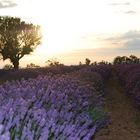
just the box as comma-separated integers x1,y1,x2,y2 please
115,64,140,107
0,65,111,140
0,64,140,140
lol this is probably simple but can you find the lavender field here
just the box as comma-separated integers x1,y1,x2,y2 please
114,64,140,107
0,65,111,140
0,64,140,140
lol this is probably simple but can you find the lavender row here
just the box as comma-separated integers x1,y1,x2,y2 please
0,66,78,82
0,65,111,83
0,71,107,140
83,65,111,82
114,64,140,107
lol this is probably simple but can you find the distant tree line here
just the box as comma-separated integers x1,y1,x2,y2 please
113,55,140,64
80,55,140,66
3,55,140,69
79,58,111,66
46,58,64,67
26,63,40,68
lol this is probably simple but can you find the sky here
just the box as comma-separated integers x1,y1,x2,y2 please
0,0,140,67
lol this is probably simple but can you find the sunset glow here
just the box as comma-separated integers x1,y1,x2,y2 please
0,0,140,67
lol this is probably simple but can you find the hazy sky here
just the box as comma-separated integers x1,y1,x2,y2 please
0,0,140,67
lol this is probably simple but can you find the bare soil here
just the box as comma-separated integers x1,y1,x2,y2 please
94,72,140,140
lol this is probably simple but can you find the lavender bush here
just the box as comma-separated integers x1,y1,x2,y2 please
114,64,140,107
0,71,108,140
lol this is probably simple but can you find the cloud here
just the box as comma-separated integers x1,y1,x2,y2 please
105,31,140,40
0,0,17,9
122,31,140,39
109,2,130,6
124,10,137,15
124,39,140,49
103,30,140,50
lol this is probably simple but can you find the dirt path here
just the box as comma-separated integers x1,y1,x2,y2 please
94,72,140,140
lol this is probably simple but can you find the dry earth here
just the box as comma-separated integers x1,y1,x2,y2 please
94,72,140,140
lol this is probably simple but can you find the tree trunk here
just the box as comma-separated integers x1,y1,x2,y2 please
13,60,19,69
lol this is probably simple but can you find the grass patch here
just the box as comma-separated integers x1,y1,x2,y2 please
134,115,140,128
88,107,106,122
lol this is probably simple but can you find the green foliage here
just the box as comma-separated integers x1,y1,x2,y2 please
91,61,97,65
26,63,40,68
79,61,82,65
3,64,13,69
98,60,109,65
85,58,91,65
88,107,106,122
46,58,64,67
134,115,140,127
0,16,42,69
113,55,140,64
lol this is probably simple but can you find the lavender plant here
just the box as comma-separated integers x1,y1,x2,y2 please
0,66,109,140
115,64,140,107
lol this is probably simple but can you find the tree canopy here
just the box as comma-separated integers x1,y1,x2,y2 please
113,55,140,64
85,58,91,65
0,16,41,69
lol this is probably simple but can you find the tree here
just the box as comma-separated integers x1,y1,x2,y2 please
129,55,139,64
98,60,109,65
0,16,41,69
79,61,83,66
121,56,128,64
3,64,13,69
91,61,97,65
85,58,91,65
26,63,40,68
113,55,140,64
113,56,122,64
46,58,64,67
